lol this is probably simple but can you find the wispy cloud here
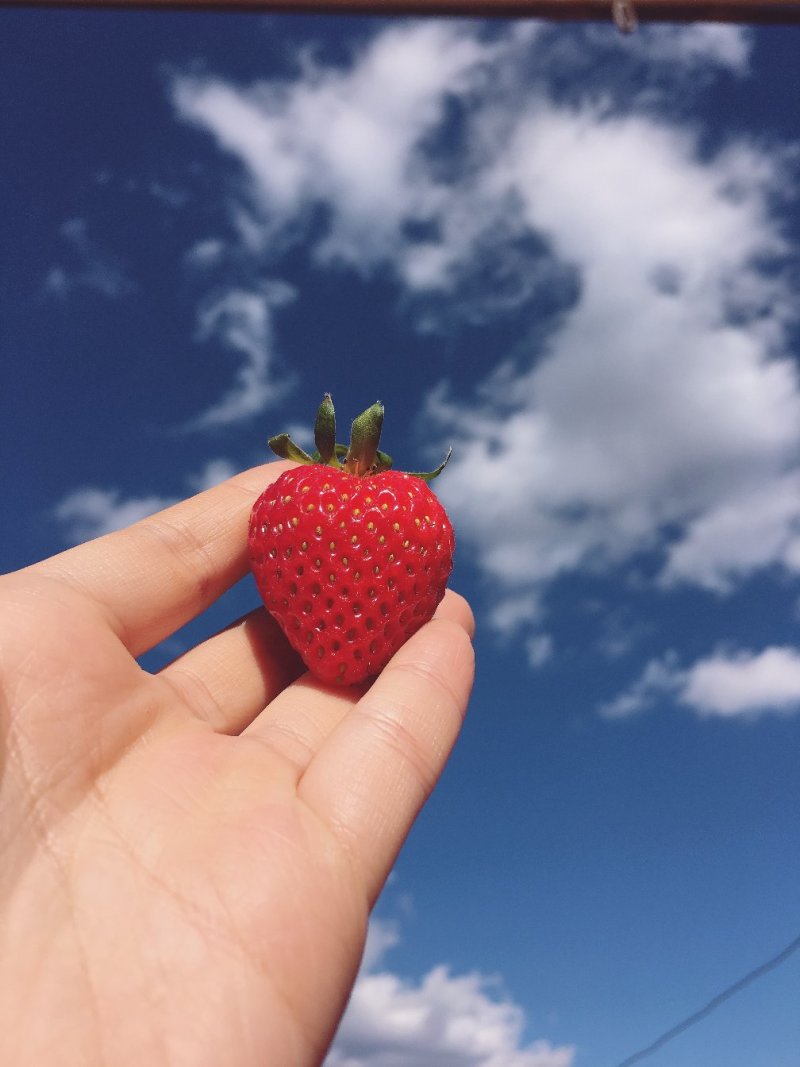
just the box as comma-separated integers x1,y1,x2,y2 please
599,653,684,719
188,281,296,429
584,23,752,75
327,917,573,1067
184,237,227,271
527,634,555,669
42,217,135,300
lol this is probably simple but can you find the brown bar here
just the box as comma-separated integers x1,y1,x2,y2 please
3,0,800,19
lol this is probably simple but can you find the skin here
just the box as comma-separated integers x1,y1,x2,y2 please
0,461,475,1067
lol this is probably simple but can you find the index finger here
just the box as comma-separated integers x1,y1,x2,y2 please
30,461,293,657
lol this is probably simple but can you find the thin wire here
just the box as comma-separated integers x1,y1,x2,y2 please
5,0,800,22
611,0,638,31
611,931,800,1067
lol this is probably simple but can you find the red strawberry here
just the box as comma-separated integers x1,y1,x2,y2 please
248,395,454,685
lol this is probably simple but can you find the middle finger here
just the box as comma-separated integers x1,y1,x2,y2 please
157,608,304,734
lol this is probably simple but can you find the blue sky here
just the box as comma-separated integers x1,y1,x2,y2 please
2,10,800,1066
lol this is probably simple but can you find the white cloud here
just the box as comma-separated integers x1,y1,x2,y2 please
601,646,800,719
54,487,175,543
283,420,315,453
169,23,755,295
430,102,799,636
661,471,800,592
327,918,573,1067
55,459,240,544
359,917,402,974
171,22,493,281
488,594,542,637
189,280,296,428
164,21,771,335
682,646,800,717
168,22,800,657
188,457,239,491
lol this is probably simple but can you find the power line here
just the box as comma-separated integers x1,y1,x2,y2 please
611,931,800,1067
4,0,800,23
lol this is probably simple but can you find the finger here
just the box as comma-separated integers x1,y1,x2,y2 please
157,607,304,734
242,588,473,773
434,588,475,639
243,676,364,774
298,616,475,904
31,462,293,657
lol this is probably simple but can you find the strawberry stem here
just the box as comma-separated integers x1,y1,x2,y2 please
409,446,452,483
268,433,314,465
346,402,384,476
314,393,338,466
266,396,445,481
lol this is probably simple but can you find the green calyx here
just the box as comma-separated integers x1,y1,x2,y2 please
268,393,450,483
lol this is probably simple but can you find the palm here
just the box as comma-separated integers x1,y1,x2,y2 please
0,464,474,1067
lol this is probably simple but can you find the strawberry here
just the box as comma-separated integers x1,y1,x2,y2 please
248,395,454,685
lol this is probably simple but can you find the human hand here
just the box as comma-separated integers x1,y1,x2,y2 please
0,462,474,1067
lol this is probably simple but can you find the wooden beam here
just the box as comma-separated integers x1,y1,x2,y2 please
3,0,800,22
